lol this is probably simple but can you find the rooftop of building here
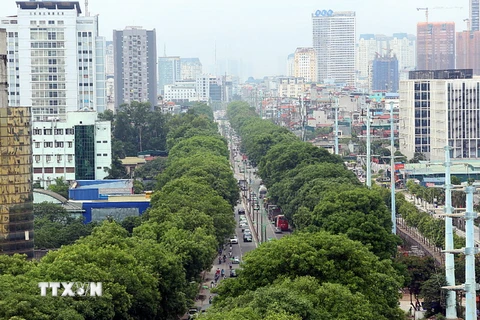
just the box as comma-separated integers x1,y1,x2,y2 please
16,1,82,14
120,157,147,166
69,194,151,203
71,179,133,190
403,160,480,175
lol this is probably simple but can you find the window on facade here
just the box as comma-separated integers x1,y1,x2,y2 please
33,129,41,135
35,142,40,148
46,155,52,162
67,142,72,148
43,129,52,135
55,141,64,148
34,155,40,162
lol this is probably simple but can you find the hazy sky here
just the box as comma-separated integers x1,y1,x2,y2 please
4,0,471,78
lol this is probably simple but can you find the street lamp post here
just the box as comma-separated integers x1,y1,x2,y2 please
334,97,339,155
366,102,372,187
390,101,396,234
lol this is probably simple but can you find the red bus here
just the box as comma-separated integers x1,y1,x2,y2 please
275,215,289,231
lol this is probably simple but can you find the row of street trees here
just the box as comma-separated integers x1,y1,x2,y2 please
199,101,406,319
0,104,236,319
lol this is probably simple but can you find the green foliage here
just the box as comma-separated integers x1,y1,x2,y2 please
420,273,447,317
47,177,69,199
311,188,401,259
258,140,343,186
214,231,404,320
104,156,128,179
395,255,436,297
206,277,375,320
134,157,168,180
158,152,239,206
34,203,97,249
100,101,169,158
133,180,144,194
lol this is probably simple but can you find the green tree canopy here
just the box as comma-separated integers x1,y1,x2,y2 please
214,231,404,320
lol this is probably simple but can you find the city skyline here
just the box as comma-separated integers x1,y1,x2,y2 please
3,0,472,78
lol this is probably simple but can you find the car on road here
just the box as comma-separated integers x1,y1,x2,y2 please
230,269,237,277
243,234,252,242
231,256,240,264
238,208,245,215
274,227,282,234
239,221,248,228
230,236,238,244
187,307,199,319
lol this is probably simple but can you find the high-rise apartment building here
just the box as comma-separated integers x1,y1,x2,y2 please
399,69,480,161
113,26,157,110
456,31,480,75
293,47,317,83
312,10,356,85
471,0,480,31
356,34,377,81
105,40,114,78
286,53,295,77
372,55,399,92
390,33,416,75
180,58,202,81
0,0,107,119
158,56,180,95
416,22,455,70
0,29,34,258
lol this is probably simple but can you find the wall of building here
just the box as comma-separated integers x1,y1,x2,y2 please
32,111,111,187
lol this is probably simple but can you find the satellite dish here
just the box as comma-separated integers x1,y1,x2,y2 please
321,10,327,16
327,9,333,16
315,10,321,16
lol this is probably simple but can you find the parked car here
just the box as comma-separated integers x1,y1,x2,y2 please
243,234,252,242
230,269,237,277
231,256,240,264
238,208,245,215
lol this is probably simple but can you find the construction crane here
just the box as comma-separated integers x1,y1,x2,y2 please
417,7,463,24
416,6,463,70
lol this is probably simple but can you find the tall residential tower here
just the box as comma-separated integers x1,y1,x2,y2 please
312,10,356,85
416,22,455,70
113,26,157,110
0,0,107,119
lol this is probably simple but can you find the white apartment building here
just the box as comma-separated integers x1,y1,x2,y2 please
399,71,480,161
105,40,114,78
293,47,317,83
32,110,111,187
0,0,106,119
356,34,378,83
277,77,307,98
312,10,356,85
163,81,197,102
180,58,202,81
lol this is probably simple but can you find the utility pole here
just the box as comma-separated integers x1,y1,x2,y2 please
334,97,339,155
465,186,478,320
300,95,305,141
443,146,457,320
390,101,396,234
366,102,372,187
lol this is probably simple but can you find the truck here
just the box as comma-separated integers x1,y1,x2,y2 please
274,215,289,231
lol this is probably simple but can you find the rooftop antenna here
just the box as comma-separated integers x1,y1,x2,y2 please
85,0,89,17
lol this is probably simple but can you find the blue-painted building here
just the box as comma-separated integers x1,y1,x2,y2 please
372,55,399,92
